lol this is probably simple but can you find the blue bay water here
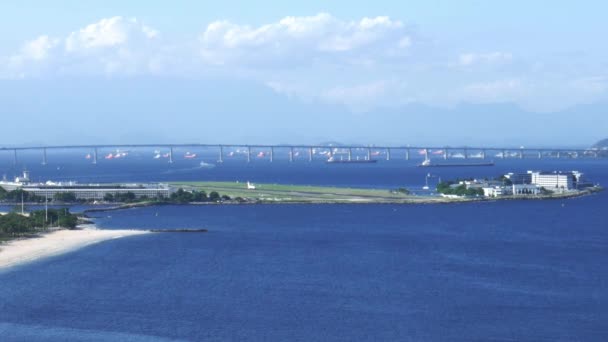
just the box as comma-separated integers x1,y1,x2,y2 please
1,152,607,341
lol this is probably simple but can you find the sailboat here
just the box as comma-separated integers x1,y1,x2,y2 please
423,173,431,190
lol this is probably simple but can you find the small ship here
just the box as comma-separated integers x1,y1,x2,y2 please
326,156,377,164
418,158,494,167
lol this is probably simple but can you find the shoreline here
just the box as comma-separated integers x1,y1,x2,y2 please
0,226,149,271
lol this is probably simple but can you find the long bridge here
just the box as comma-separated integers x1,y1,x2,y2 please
0,143,604,165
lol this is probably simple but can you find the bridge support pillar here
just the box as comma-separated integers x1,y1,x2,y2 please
270,147,274,162
444,148,448,160
519,149,524,159
169,147,174,163
538,151,542,159
405,149,410,161
42,148,47,166
424,149,429,161
247,146,251,163
348,148,352,161
367,148,371,161
464,148,468,159
557,151,561,159
289,147,294,162
218,146,224,163
93,148,98,164
481,149,486,159
502,150,506,159
308,147,313,162
386,148,391,161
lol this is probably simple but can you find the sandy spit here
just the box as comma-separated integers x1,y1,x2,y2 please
0,227,149,270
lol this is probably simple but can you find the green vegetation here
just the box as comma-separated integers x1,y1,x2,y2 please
0,188,46,203
540,187,554,195
54,192,77,202
391,187,411,195
436,181,484,197
168,188,229,203
99,188,231,204
0,209,79,239
496,175,513,186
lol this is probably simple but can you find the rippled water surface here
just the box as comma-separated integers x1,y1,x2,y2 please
1,154,607,341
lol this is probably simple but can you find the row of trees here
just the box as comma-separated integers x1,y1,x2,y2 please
101,188,241,204
0,209,78,238
0,187,242,205
0,188,46,203
436,181,484,197
169,188,237,203
0,188,82,203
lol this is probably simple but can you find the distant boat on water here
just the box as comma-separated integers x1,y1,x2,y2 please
326,156,377,164
418,158,494,167
199,161,215,169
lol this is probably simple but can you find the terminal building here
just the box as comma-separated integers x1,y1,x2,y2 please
529,171,582,190
0,171,171,201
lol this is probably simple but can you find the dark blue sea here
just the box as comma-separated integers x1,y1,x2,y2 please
1,150,607,341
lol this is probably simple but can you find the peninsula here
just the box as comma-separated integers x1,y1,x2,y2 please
167,180,601,204
0,170,601,207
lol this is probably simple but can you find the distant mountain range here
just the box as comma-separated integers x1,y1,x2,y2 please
592,138,608,150
1,78,607,147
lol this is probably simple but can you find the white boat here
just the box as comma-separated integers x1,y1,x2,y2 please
422,172,432,190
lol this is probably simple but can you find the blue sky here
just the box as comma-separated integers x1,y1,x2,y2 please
1,1,607,146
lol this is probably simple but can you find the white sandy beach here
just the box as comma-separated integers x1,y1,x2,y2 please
0,227,149,270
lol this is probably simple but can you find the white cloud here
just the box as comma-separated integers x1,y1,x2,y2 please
571,76,608,94
199,13,411,66
458,51,512,66
65,16,157,52
3,16,161,78
21,35,60,60
1,14,605,113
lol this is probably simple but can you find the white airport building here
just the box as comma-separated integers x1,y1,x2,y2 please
0,171,171,201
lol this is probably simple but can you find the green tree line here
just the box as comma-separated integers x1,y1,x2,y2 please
436,181,484,197
0,208,78,238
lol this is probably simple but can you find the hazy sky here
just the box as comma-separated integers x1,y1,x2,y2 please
1,1,607,146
